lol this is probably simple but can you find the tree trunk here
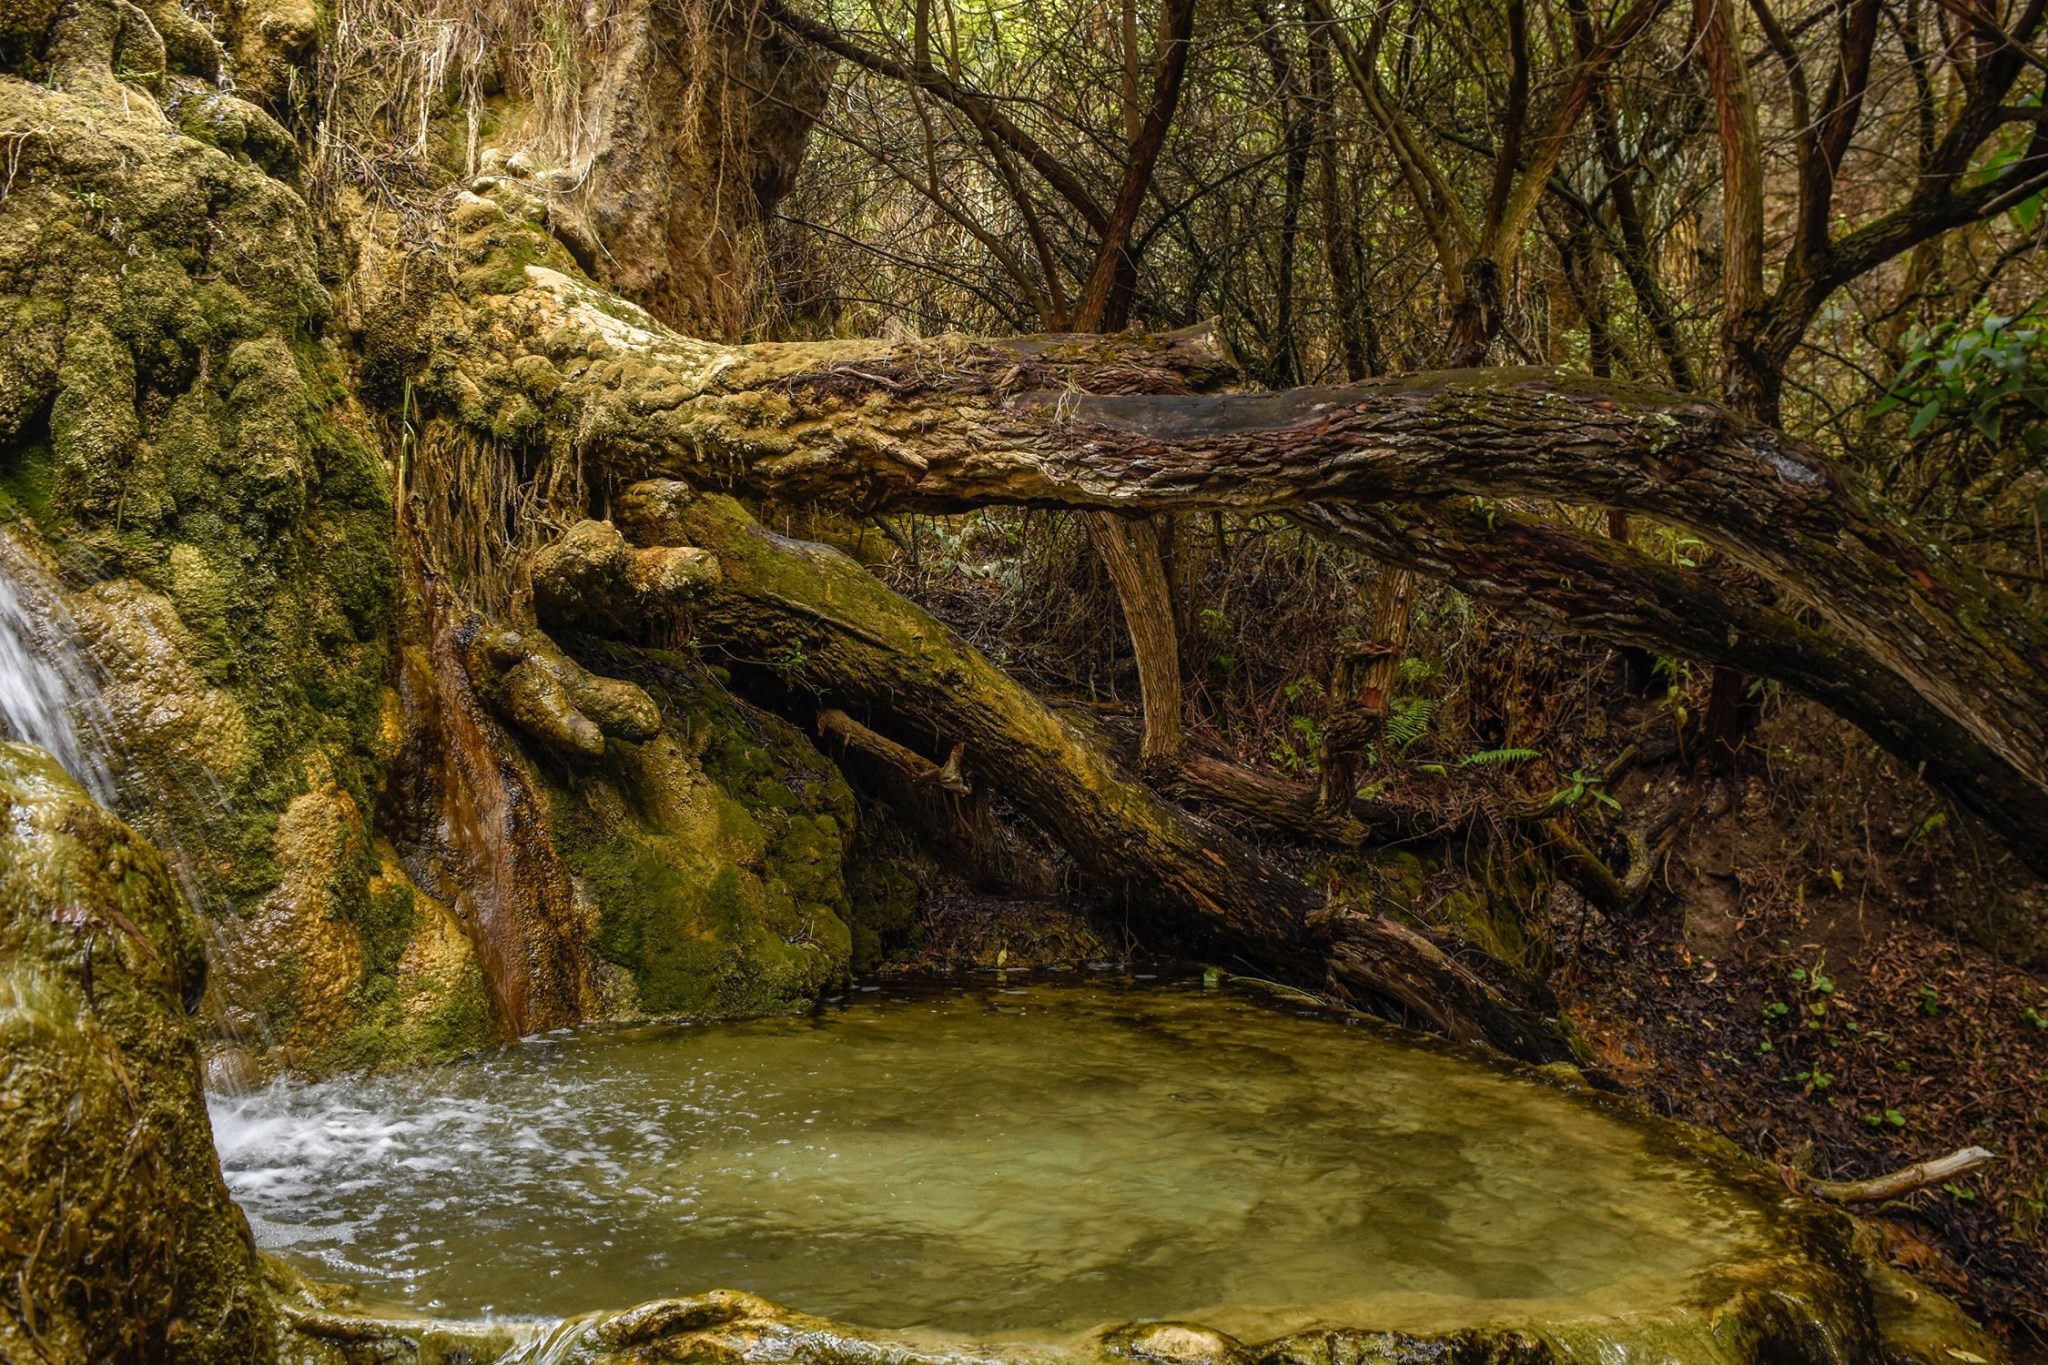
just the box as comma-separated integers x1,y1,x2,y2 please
447,256,2048,876
1086,512,1184,765
1293,498,2048,869
655,492,1573,1061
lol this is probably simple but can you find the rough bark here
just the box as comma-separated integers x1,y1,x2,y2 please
651,491,1572,1062
1292,499,2048,872
1086,512,1184,765
443,244,2048,874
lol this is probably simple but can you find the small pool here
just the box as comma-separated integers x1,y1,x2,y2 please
210,981,1775,1342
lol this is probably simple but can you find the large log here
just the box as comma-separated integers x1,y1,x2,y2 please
478,265,2047,872
1293,500,2048,870
645,491,1572,1063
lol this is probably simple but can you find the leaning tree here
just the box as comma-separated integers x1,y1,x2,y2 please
1,0,2044,1073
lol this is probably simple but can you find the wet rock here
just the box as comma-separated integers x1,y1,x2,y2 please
68,577,257,791
1111,1324,1242,1365
547,648,858,1019
205,1043,270,1093
0,19,394,1070
0,742,275,1363
473,626,662,757
231,755,371,1057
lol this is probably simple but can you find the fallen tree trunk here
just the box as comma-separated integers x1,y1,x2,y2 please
1293,500,2048,873
466,259,2048,874
646,491,1573,1063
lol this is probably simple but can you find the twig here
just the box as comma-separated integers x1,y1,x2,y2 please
1801,1145,1999,1203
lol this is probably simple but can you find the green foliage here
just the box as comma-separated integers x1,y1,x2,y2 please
1385,695,1437,751
1872,309,2048,451
1794,1065,1833,1094
1458,747,1540,769
1545,767,1621,814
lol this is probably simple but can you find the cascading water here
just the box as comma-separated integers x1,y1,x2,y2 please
0,527,266,1063
0,531,119,804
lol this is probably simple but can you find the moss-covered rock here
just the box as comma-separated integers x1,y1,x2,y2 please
0,13,399,1065
0,742,275,1364
317,845,494,1070
547,644,857,1018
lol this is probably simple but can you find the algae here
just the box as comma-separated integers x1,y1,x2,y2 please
0,741,276,1364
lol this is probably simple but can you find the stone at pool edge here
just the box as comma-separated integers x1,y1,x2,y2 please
265,1225,2008,1365
0,741,277,1364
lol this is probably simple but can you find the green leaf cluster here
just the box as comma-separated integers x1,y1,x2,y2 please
1874,310,2048,450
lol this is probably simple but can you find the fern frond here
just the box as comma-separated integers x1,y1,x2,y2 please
1458,746,1540,768
1385,695,1437,750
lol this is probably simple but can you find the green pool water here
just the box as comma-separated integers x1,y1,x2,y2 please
211,980,1776,1341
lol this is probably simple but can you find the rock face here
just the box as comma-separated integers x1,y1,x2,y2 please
0,0,881,1070
0,0,405,1070
528,0,834,339
0,743,275,1364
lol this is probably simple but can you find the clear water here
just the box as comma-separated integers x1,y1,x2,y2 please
211,982,1772,1341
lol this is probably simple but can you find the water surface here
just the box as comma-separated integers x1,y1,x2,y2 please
211,982,1772,1340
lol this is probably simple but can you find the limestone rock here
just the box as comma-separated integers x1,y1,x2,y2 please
474,626,662,757
0,742,275,1363
530,516,721,638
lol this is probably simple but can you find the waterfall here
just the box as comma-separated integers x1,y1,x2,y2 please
0,530,273,1071
0,532,119,804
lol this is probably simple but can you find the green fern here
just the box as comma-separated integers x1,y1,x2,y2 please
1458,747,1540,769
1385,696,1437,751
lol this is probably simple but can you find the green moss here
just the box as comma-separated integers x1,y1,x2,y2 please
847,852,921,973
0,76,398,1061
547,644,859,1019
0,745,278,1362
413,963,492,1058
355,867,418,983
0,436,57,523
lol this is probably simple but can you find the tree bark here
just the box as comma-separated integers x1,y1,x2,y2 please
457,263,2048,875
1292,498,2048,870
658,492,1573,1061
1086,512,1184,765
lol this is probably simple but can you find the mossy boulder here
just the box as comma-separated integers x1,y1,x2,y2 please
0,21,399,1064
0,742,275,1364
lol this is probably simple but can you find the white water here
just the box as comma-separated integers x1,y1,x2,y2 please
0,532,118,803
0,527,266,1055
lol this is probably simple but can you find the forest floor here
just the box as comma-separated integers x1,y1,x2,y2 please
1548,716,2048,1358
